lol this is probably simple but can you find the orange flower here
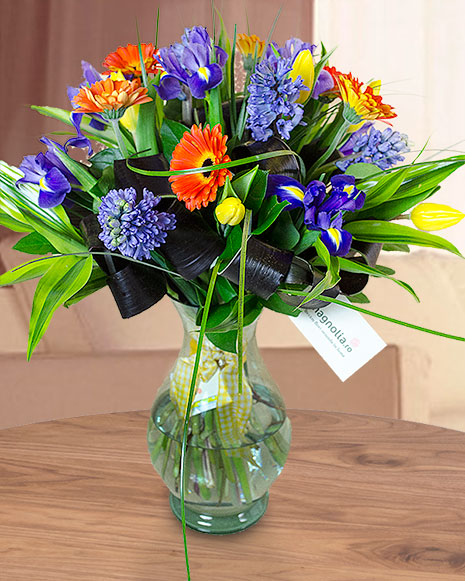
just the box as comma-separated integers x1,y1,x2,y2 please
169,124,232,211
103,43,162,76
236,33,266,58
72,78,152,118
336,72,396,122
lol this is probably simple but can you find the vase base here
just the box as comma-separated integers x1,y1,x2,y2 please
169,492,269,535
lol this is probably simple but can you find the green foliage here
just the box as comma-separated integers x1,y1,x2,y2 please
260,293,301,317
13,232,56,255
231,166,268,211
293,229,319,254
0,256,59,287
351,187,439,222
27,255,93,359
64,267,107,307
347,292,370,303
359,167,410,210
253,197,289,235
89,148,122,172
135,84,159,155
266,210,300,250
345,163,381,179
160,119,188,161
345,220,462,256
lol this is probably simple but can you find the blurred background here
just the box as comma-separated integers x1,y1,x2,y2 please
0,0,464,431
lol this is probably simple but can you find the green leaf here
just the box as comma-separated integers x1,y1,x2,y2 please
346,163,381,179
293,229,320,254
359,167,410,210
206,329,237,353
350,186,439,222
215,276,237,302
64,267,107,306
89,147,122,172
27,255,93,359
267,211,300,250
260,293,301,317
345,220,462,256
219,225,242,265
347,292,370,303
232,166,268,212
52,147,100,194
0,256,59,287
0,212,32,232
160,119,188,161
253,197,289,235
13,232,56,255
135,84,159,155
31,105,117,146
382,243,410,252
338,257,419,301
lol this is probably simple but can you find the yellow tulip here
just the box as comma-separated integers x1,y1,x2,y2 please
289,50,314,104
215,197,246,226
411,203,465,231
120,105,140,132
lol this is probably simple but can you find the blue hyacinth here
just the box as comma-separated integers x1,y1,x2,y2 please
98,188,176,261
337,124,410,171
246,53,307,142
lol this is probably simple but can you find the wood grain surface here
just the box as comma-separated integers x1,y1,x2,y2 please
1,410,465,580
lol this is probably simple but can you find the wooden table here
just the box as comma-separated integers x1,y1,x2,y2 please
1,410,465,580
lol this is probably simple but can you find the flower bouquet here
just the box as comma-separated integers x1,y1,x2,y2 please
1,14,465,575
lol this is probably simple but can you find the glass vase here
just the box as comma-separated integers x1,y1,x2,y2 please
147,301,291,534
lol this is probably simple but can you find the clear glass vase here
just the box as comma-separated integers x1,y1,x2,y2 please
147,301,292,534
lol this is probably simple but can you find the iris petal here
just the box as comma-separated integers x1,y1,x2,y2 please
266,175,306,209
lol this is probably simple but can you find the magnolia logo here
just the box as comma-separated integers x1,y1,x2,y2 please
315,308,353,353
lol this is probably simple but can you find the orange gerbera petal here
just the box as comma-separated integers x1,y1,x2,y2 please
169,124,232,211
72,78,152,115
103,43,163,76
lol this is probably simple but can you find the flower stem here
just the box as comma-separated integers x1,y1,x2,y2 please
110,118,129,158
238,209,252,394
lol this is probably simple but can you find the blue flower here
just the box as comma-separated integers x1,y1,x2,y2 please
67,61,107,155
246,56,307,141
337,123,410,171
267,173,365,256
17,137,78,208
155,26,227,100
98,187,176,260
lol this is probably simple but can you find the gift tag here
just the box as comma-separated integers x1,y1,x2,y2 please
290,296,386,381
191,372,221,415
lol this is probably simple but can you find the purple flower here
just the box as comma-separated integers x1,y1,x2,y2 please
246,57,307,141
312,68,334,99
17,137,78,208
267,173,365,256
98,187,176,260
155,26,228,100
337,123,410,171
67,61,107,155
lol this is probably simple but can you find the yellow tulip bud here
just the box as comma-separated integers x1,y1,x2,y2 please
120,104,139,132
215,197,246,226
411,203,465,231
289,50,314,104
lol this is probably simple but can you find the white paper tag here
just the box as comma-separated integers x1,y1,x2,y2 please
191,372,221,416
290,295,386,381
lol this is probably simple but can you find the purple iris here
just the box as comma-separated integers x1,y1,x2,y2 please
17,137,79,208
67,61,107,155
265,38,316,62
155,26,228,100
266,173,365,256
312,68,334,99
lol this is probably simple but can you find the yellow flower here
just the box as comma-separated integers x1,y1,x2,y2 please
215,197,245,226
236,33,265,58
411,203,465,231
289,49,314,104
120,105,139,132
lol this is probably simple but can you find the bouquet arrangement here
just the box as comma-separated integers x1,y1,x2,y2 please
1,15,465,576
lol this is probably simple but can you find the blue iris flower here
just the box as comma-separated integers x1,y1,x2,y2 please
155,26,228,100
67,61,107,155
17,137,79,208
266,173,365,256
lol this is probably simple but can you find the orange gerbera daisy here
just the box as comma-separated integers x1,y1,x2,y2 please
103,43,162,76
336,73,396,122
169,124,232,211
72,78,152,118
236,33,266,58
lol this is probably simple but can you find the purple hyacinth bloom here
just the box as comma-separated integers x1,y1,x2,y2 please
98,187,176,260
17,137,78,208
337,123,410,171
246,56,307,141
155,26,227,100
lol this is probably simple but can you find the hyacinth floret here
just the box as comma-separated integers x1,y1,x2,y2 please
247,56,307,141
337,124,410,171
98,187,176,260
